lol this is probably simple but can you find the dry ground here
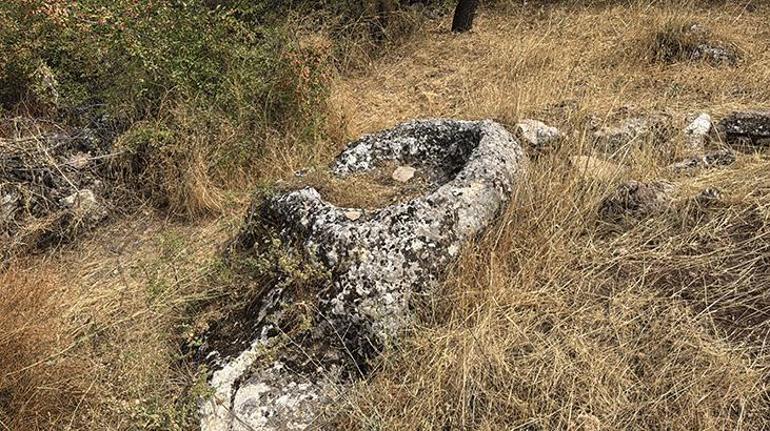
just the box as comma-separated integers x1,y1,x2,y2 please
3,1,770,430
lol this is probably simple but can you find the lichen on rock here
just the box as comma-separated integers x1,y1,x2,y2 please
718,111,770,150
199,119,525,431
592,113,674,156
598,180,676,222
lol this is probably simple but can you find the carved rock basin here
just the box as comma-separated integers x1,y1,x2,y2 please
200,119,525,431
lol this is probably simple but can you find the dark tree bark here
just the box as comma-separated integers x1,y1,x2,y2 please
451,0,479,33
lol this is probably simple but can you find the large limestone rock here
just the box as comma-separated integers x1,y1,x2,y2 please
200,119,526,431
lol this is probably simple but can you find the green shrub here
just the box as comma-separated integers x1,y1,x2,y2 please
1,1,329,118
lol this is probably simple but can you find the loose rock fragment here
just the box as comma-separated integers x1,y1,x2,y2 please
61,189,97,209
1,192,18,222
514,119,562,153
599,180,676,222
343,209,362,221
668,149,735,173
66,152,91,169
392,165,416,183
717,111,770,150
694,187,723,206
200,119,525,431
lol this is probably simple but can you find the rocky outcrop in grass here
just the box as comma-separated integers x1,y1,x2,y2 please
199,119,526,431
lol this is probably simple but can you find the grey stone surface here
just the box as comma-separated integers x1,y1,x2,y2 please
691,43,738,65
599,180,676,222
668,149,736,173
0,113,116,260
655,23,739,66
683,113,712,153
200,119,525,431
718,111,770,149
592,114,673,155
514,119,562,152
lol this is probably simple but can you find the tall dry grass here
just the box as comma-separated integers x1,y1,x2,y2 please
333,141,770,430
0,270,84,429
0,212,241,430
326,1,770,429
2,1,770,430
333,1,770,136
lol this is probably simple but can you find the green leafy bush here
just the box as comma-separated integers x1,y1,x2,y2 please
1,1,330,119
1,0,337,216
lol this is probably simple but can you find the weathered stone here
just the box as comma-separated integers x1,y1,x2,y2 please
200,119,525,431
690,42,739,66
592,114,673,154
1,191,18,225
654,23,739,66
683,113,712,152
668,149,735,173
599,180,675,222
61,189,97,209
694,187,723,206
514,119,562,152
570,155,628,182
392,165,416,183
0,112,116,258
61,189,108,229
717,111,770,150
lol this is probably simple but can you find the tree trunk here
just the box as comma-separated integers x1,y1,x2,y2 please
451,0,479,33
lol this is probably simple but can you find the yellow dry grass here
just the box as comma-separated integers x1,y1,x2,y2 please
326,2,770,429
3,1,770,430
333,1,770,136
0,208,244,430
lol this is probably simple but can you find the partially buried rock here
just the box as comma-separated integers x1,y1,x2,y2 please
717,111,770,150
653,23,739,66
61,189,108,227
570,155,628,182
599,180,675,222
668,149,735,173
683,113,712,153
514,119,562,153
1,191,19,223
66,152,91,170
592,113,673,155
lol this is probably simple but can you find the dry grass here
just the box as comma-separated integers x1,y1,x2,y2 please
325,1,770,429
285,161,432,209
333,1,770,136
332,144,770,430
0,208,244,430
3,1,770,430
